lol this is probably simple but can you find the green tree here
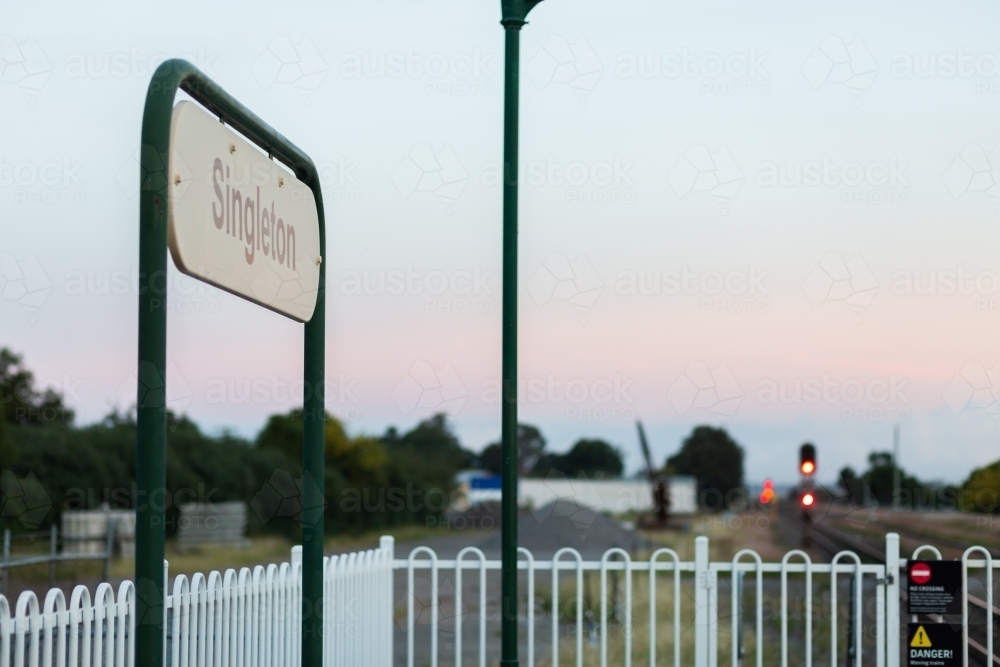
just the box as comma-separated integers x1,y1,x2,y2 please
256,410,411,533
846,451,935,508
0,402,13,467
256,409,382,475
381,414,473,489
479,423,547,475
534,438,624,478
0,348,74,427
838,452,955,509
961,459,1000,512
5,408,287,534
0,354,482,537
667,426,744,509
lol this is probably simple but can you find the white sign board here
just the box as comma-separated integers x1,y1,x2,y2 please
167,101,321,322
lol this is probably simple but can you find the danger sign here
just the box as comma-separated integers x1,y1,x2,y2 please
911,626,933,647
907,623,961,667
907,560,962,615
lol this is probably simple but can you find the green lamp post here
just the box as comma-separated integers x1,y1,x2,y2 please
499,2,544,665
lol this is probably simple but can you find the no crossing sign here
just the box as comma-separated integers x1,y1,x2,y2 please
907,560,962,615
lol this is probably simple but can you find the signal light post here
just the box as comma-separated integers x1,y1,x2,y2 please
798,443,817,548
759,479,778,522
799,443,816,477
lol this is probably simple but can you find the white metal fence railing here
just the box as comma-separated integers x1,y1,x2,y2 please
401,536,891,667
0,535,394,667
2,530,998,667
399,533,998,667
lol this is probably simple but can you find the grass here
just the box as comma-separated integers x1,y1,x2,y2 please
533,567,871,667
529,569,702,667
324,524,489,552
110,535,295,579
5,523,476,594
3,559,109,588
104,524,471,580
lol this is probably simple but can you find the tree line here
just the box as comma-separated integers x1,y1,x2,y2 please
0,349,640,536
837,452,991,511
19,343,999,531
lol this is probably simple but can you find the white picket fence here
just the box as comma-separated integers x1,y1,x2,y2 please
0,536,394,667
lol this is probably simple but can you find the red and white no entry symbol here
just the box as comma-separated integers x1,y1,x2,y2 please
911,563,932,585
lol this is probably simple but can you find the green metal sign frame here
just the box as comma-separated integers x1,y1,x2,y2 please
136,59,326,667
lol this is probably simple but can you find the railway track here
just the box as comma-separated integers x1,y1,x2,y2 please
838,515,1000,560
776,506,885,562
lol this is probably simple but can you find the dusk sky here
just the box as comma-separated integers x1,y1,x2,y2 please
4,0,1000,486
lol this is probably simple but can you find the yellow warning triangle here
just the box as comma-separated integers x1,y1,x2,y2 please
911,626,932,648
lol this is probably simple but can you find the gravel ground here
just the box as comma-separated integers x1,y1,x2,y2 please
393,499,652,666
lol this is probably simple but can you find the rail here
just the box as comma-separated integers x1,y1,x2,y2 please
0,525,118,593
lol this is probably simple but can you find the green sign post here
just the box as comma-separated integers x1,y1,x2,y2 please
135,60,327,667
499,2,544,666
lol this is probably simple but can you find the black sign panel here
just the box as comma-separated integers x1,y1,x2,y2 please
907,623,962,667
907,560,962,615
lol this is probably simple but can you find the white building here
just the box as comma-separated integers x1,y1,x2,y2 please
458,474,698,515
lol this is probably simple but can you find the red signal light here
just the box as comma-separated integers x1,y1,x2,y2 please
760,490,774,503
801,491,815,507
759,479,775,504
800,461,815,475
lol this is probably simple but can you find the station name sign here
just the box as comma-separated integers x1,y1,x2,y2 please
167,101,321,322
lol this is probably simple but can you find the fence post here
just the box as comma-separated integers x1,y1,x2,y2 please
696,535,709,667
2,529,9,594
49,525,58,586
163,558,169,667
885,533,900,667
381,536,395,667
847,573,857,667
102,520,116,582
736,570,745,667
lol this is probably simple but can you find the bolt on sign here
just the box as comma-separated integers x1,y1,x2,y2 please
168,101,321,322
907,623,961,667
907,560,962,615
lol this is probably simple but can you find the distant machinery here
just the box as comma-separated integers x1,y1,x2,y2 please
636,421,670,528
